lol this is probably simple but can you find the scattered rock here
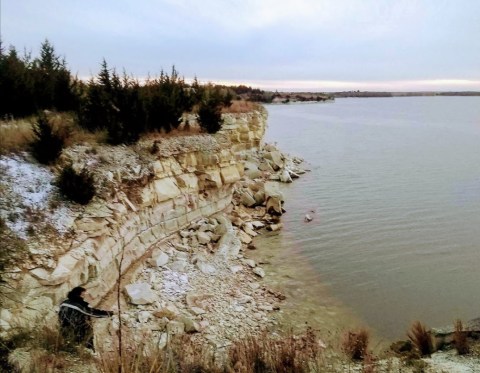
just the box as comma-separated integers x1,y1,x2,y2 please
167,320,185,335
125,283,156,305
196,261,217,275
170,260,188,272
149,252,169,267
242,259,256,268
253,267,266,278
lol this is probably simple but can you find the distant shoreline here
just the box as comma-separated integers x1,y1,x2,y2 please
331,91,480,98
265,91,480,104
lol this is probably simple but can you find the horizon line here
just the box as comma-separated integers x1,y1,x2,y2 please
76,75,480,92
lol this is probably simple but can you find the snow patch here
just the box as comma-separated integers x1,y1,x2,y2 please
162,270,191,297
0,154,76,238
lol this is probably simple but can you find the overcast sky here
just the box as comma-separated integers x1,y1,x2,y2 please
2,0,480,91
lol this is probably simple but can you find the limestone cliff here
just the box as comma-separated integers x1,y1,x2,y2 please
0,109,270,332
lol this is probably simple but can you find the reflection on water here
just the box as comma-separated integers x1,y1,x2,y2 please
263,97,480,340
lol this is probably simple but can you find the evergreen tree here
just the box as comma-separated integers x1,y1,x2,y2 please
31,114,66,164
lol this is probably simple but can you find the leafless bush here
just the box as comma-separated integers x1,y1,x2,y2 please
453,319,470,355
407,321,433,357
341,328,370,361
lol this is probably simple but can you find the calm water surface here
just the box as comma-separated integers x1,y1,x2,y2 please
264,97,480,340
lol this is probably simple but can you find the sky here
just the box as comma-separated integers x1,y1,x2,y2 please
2,0,480,91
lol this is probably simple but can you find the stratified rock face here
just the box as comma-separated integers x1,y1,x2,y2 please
0,109,268,331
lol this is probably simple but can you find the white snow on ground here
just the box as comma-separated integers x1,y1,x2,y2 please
160,270,191,297
425,350,480,373
0,154,76,238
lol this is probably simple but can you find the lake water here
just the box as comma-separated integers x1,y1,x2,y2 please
264,97,480,340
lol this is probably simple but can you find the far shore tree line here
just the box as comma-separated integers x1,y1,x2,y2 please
0,39,272,143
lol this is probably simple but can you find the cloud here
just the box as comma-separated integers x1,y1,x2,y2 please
3,0,480,90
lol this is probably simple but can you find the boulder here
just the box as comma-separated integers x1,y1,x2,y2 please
251,221,265,229
125,283,156,305
216,231,242,259
253,190,266,205
264,151,283,170
196,261,217,275
158,333,168,349
229,265,243,273
242,259,256,268
197,231,212,245
243,161,262,179
267,223,284,232
189,306,206,315
178,316,200,333
153,177,181,202
266,196,283,216
259,161,274,172
167,320,185,335
240,190,257,207
253,267,266,278
153,303,180,320
170,260,188,272
149,252,169,267
279,170,292,183
138,311,152,323
238,230,252,244
264,181,284,201
242,226,257,237
186,293,214,309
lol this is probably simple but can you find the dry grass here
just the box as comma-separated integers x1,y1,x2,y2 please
0,112,107,156
46,112,107,146
407,321,433,357
222,100,260,114
341,328,370,361
0,118,35,154
228,327,326,373
453,319,470,355
94,327,330,373
97,333,220,373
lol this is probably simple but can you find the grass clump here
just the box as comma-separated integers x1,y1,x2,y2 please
56,164,96,205
453,319,470,355
0,118,35,155
228,327,324,373
0,324,79,372
95,327,327,373
407,321,434,357
341,328,370,361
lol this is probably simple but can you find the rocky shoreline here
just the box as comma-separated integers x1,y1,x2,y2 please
97,142,309,354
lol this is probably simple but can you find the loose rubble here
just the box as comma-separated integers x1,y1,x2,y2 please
109,141,309,352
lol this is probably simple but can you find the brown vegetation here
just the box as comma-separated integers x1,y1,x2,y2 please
453,319,470,355
222,100,259,114
407,321,433,357
0,119,35,155
341,328,370,361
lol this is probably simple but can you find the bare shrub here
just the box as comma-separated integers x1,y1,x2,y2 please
453,319,470,355
95,328,326,373
228,327,323,373
407,321,433,357
341,328,370,361
97,333,219,373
